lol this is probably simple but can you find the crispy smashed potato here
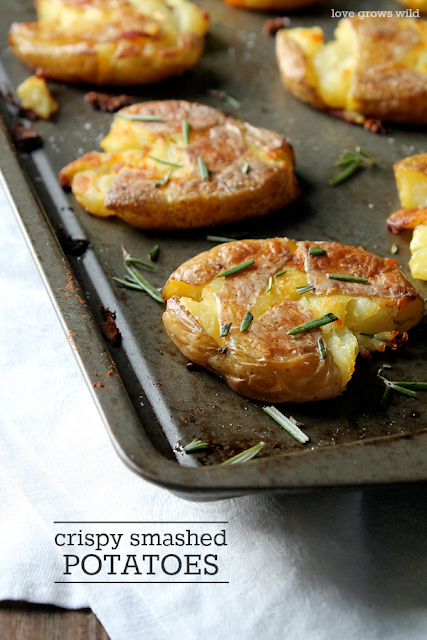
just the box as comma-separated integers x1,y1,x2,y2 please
399,0,426,12
163,238,423,403
59,100,299,230
276,16,427,124
16,75,58,119
8,0,209,85
387,153,427,280
225,0,321,11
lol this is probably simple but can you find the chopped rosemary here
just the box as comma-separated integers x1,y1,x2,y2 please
220,442,265,465
359,332,375,337
182,118,190,145
275,269,287,277
391,243,399,255
240,311,253,332
216,258,255,278
318,337,327,359
266,276,273,293
220,322,232,337
296,284,315,295
263,406,309,444
219,91,241,110
329,147,375,186
149,245,159,261
287,313,338,335
382,364,392,369
308,246,326,256
377,370,426,404
198,156,209,180
327,273,369,283
149,156,183,168
183,439,209,452
241,162,249,174
206,235,236,243
154,170,172,188
117,113,165,122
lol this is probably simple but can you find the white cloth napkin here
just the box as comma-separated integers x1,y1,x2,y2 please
1,180,427,640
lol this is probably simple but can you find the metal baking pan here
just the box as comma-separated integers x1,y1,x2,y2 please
2,0,427,500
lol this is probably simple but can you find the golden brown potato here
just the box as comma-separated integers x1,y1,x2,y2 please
276,17,427,124
8,0,209,85
387,153,427,280
163,238,423,403
16,75,58,119
59,100,300,230
225,0,321,12
398,1,426,12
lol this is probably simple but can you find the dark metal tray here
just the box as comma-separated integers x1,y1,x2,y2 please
2,0,427,500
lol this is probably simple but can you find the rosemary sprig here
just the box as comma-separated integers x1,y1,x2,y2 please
327,273,369,283
288,313,338,336
318,337,327,359
216,258,255,278
149,245,159,261
309,246,326,256
377,370,425,404
182,118,190,145
240,311,253,332
154,170,172,188
149,155,183,168
266,276,273,293
124,264,165,303
329,146,375,186
263,406,309,444
206,235,236,243
241,162,249,174
220,442,265,465
122,248,154,270
275,269,287,278
183,439,209,452
296,284,315,295
220,322,232,337
117,113,165,122
198,156,209,180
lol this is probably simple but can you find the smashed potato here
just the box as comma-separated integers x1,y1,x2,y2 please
387,153,427,280
276,16,427,124
8,0,209,85
59,100,299,230
163,238,423,403
225,0,322,11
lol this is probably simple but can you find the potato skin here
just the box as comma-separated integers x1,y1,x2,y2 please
276,17,427,124
8,0,209,85
59,100,300,230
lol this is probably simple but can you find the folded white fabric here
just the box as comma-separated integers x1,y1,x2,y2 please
1,181,427,640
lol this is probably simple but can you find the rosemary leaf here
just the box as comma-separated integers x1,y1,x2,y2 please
288,313,338,336
112,277,143,291
220,442,265,465
382,364,392,369
241,162,249,174
266,276,273,293
391,384,417,398
329,160,361,186
154,170,172,188
183,439,209,452
219,91,241,110
327,273,369,283
149,155,183,168
198,156,209,180
216,258,255,278
275,269,287,278
149,245,159,261
380,385,391,408
296,284,315,295
318,337,327,360
124,264,164,303
240,311,253,332
182,118,190,145
391,243,399,255
263,406,309,444
220,322,232,337
392,381,427,390
309,246,326,256
124,255,155,270
117,113,165,122
206,235,236,243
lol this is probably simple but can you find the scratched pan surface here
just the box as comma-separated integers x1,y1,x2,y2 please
2,0,427,500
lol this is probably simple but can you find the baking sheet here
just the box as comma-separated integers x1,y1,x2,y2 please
2,0,427,498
